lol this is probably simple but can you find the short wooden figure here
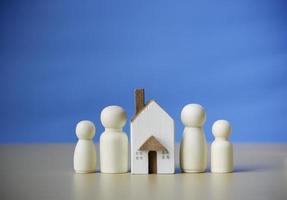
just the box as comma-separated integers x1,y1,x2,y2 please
180,104,208,173
211,120,233,173
131,89,175,174
100,105,128,173
73,120,97,173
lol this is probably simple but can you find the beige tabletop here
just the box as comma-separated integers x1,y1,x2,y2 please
0,144,287,200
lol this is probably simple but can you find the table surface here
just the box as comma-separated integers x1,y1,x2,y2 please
0,144,287,200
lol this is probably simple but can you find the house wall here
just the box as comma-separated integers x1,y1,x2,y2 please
131,101,175,174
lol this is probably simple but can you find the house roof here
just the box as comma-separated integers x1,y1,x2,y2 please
138,136,168,152
131,99,154,122
131,99,172,122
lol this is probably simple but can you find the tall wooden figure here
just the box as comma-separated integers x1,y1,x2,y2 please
73,120,97,173
211,120,233,173
180,104,207,173
100,105,128,173
131,89,175,174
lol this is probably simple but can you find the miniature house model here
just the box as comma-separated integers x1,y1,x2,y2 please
130,89,175,174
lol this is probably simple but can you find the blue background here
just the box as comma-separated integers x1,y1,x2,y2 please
1,0,287,143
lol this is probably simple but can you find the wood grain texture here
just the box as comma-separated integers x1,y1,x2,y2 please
139,136,168,152
148,151,157,173
135,89,145,114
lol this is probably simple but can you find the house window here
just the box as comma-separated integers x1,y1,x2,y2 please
161,150,169,159
136,151,143,160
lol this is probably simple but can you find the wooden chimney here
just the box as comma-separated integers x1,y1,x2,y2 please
135,89,145,114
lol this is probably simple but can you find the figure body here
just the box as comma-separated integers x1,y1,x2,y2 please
73,120,97,173
211,120,233,173
100,105,128,173
180,104,207,173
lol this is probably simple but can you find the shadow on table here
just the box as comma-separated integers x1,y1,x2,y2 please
233,165,273,173
175,166,272,174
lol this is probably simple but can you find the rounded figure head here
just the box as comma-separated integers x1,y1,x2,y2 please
181,104,206,127
100,105,127,129
212,120,232,138
76,120,96,139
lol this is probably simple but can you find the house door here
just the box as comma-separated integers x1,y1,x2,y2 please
148,151,157,173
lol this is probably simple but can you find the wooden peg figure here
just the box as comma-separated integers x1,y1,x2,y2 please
100,105,128,173
73,120,97,173
180,104,208,173
211,120,233,173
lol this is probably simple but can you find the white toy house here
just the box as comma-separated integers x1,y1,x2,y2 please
130,89,175,174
